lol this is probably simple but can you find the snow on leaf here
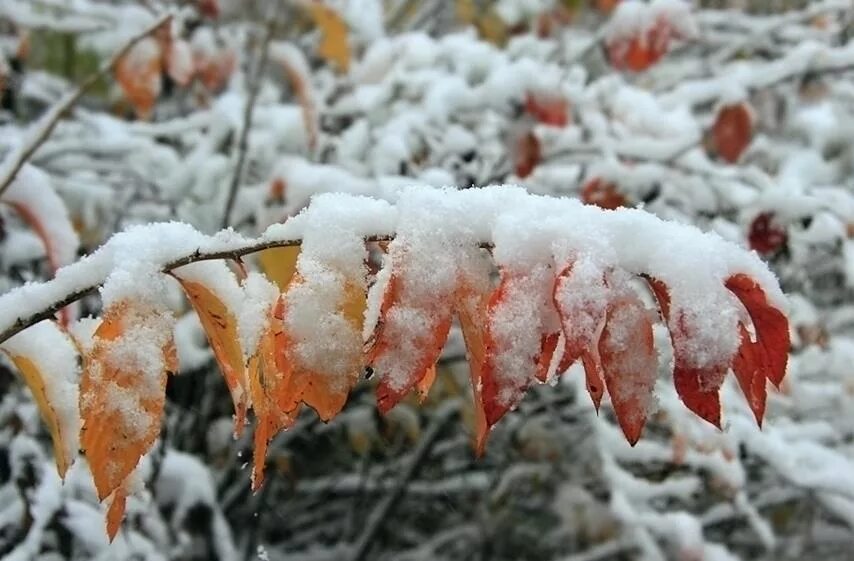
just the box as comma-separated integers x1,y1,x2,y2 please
79,300,175,526
307,2,351,72
553,259,610,410
647,277,723,429
271,42,319,153
166,38,195,87
598,282,657,445
1,164,80,273
0,321,80,478
172,263,250,435
604,0,694,72
712,103,753,164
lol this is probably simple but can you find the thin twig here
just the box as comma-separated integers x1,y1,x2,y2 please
346,400,460,561
221,17,278,229
0,13,172,198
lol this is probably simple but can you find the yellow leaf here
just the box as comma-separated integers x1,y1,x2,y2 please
257,246,301,291
174,277,249,435
307,2,350,72
2,322,81,478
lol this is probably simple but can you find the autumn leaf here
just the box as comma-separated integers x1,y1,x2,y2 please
581,178,627,210
1,321,80,478
307,2,350,72
712,103,753,164
748,212,787,255
172,268,250,435
514,130,541,178
115,36,162,119
258,246,301,291
454,282,491,455
725,274,790,389
598,292,657,445
249,295,298,490
525,91,570,127
78,300,175,540
647,277,724,428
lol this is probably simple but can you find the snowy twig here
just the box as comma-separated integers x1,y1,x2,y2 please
221,13,278,229
0,234,394,345
347,400,460,561
0,13,173,198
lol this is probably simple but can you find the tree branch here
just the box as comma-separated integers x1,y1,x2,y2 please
221,16,278,229
0,13,172,198
347,400,459,561
0,234,395,346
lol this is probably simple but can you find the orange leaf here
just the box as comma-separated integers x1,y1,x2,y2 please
307,2,350,72
79,301,174,512
105,483,128,541
115,37,162,119
454,282,491,455
173,275,249,435
257,246,301,291
713,103,752,164
647,278,723,428
599,294,657,445
371,272,454,414
279,275,366,420
249,295,298,490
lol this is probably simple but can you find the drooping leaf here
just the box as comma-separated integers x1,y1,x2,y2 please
598,293,657,445
454,281,491,455
307,2,350,72
115,36,162,118
172,270,249,435
249,295,298,490
731,323,768,424
647,278,723,428
79,300,175,536
553,260,610,409
1,321,80,478
725,274,790,388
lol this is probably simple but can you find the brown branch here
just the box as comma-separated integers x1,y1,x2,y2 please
0,14,172,198
0,234,395,346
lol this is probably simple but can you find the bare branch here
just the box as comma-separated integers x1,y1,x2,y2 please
0,13,172,198
221,15,278,229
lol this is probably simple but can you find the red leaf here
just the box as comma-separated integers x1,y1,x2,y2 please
731,323,767,425
524,92,569,127
647,278,722,428
454,283,491,455
748,212,787,255
713,103,752,164
606,23,670,72
598,294,657,445
514,130,541,178
581,178,627,210
725,274,789,388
